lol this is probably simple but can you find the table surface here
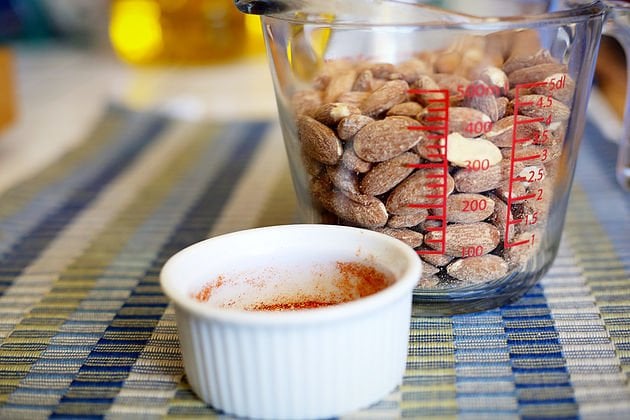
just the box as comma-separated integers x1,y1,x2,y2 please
0,44,629,419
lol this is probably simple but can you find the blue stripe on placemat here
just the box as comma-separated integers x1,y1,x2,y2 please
49,121,269,418
452,309,518,416
0,108,169,297
501,284,578,419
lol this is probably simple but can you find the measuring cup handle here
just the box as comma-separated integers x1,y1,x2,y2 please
604,1,630,190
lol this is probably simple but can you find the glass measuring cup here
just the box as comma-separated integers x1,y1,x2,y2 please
236,0,630,314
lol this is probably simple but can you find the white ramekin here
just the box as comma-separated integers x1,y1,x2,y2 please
160,224,422,419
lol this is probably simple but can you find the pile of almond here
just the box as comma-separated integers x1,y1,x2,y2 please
286,30,574,289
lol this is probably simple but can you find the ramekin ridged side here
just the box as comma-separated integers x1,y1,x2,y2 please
174,293,412,419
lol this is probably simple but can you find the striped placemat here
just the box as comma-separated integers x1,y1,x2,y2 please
0,103,628,419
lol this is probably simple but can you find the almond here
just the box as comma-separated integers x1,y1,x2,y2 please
353,116,422,162
336,91,370,107
446,132,503,168
374,227,424,248
443,107,493,137
485,115,544,147
513,94,570,122
508,62,567,86
477,66,509,95
326,165,359,194
396,58,432,84
337,114,374,140
488,193,514,243
420,251,454,267
359,79,410,117
386,168,455,215
315,188,388,228
502,48,556,74
324,69,357,103
340,143,372,173
425,222,500,257
410,75,443,105
386,101,424,118
359,152,419,195
313,102,361,127
297,115,343,165
387,210,429,228
453,160,523,193
446,255,509,282
463,81,500,121
503,231,540,268
352,69,374,92
441,193,495,223
531,73,575,104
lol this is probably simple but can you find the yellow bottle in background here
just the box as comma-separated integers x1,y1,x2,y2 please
109,0,263,66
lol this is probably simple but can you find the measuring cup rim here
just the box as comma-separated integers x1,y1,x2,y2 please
261,0,608,29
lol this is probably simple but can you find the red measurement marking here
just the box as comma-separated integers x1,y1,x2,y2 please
406,88,449,255
511,193,537,201
424,226,443,232
424,116,447,122
516,117,546,125
504,239,531,248
406,163,445,169
407,203,443,209
424,238,444,243
513,154,541,162
407,125,446,131
503,82,550,247
416,249,443,255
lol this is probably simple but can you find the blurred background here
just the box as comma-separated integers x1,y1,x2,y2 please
0,0,277,193
0,0,626,192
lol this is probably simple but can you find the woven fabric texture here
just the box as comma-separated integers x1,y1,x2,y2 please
0,105,628,419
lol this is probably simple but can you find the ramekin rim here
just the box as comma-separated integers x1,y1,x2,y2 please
160,224,422,326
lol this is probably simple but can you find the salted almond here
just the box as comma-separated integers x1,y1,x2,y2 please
441,193,495,224
446,132,503,168
387,210,429,228
297,115,343,165
446,255,508,282
324,69,357,103
386,101,424,118
386,168,455,215
359,79,410,117
353,116,421,162
337,114,374,140
513,94,570,122
508,62,567,86
485,115,544,147
340,143,372,173
359,152,419,195
425,222,500,257
313,103,361,127
374,227,424,248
